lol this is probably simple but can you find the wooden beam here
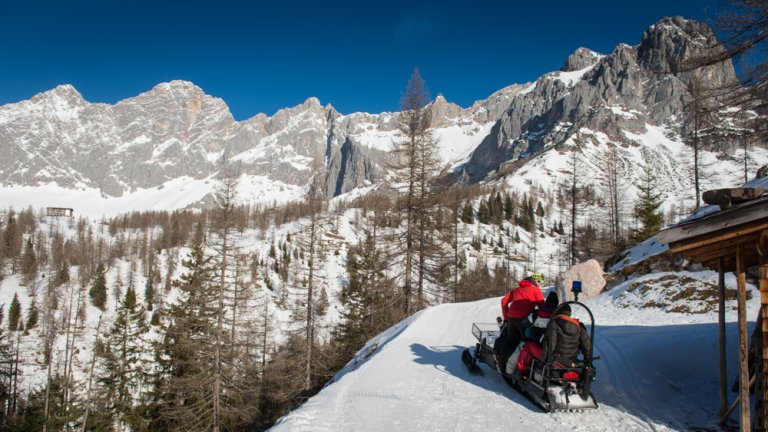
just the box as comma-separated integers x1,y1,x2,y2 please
669,220,768,254
721,375,757,426
691,249,748,268
719,258,728,419
673,232,762,258
703,246,763,274
737,246,752,431
759,264,768,431
680,234,760,257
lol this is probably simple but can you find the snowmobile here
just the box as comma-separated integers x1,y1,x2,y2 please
461,301,598,412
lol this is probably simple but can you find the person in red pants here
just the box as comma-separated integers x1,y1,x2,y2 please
516,291,558,375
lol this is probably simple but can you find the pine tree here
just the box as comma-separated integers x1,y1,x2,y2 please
334,231,393,362
153,239,219,430
478,199,490,224
517,194,534,231
504,192,515,221
461,202,474,224
0,307,16,425
316,286,329,317
8,293,20,332
144,270,155,311
3,211,22,273
25,302,38,330
89,262,108,311
20,374,81,431
20,237,37,285
99,285,151,431
632,150,665,243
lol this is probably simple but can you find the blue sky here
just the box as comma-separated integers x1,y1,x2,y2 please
1,0,723,120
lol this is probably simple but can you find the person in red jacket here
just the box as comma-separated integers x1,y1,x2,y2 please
494,273,546,374
501,274,546,321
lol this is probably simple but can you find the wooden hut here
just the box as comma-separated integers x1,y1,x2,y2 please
658,188,768,431
45,207,74,217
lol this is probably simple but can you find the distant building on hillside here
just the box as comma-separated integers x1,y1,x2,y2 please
46,207,74,218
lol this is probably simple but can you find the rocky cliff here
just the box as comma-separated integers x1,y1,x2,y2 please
0,17,749,205
462,16,738,181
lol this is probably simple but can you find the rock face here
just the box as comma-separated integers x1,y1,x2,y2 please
563,259,606,302
0,17,749,204
462,16,739,181
0,78,501,200
561,47,603,72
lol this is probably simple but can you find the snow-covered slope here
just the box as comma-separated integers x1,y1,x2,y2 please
271,273,759,431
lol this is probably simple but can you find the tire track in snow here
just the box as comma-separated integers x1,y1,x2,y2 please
597,332,661,431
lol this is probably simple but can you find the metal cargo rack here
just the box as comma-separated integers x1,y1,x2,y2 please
471,323,500,343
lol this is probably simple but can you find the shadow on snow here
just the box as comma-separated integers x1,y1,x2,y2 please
411,321,756,430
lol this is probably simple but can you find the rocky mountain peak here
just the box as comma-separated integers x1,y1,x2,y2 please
141,80,207,103
302,96,323,109
637,16,719,75
428,92,464,126
29,84,87,108
0,16,752,205
116,80,234,130
154,79,203,93
561,48,603,72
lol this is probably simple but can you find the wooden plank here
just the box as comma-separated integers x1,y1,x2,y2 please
760,264,768,431
703,246,763,274
669,220,768,254
660,200,768,244
737,247,751,431
719,258,728,418
675,232,762,259
721,375,757,426
686,238,760,265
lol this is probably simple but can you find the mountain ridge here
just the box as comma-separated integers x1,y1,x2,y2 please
0,16,761,215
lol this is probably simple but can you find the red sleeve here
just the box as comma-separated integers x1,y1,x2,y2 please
501,291,513,320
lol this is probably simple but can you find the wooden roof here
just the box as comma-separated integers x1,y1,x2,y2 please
657,196,768,272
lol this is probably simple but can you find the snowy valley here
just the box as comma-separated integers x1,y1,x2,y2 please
0,14,765,432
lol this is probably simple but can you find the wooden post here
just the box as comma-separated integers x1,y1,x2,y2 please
758,263,768,431
737,246,752,431
719,258,728,418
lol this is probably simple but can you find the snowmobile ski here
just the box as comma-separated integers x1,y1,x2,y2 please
461,348,483,375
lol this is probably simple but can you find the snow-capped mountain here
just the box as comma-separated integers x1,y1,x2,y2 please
463,17,738,181
0,16,761,217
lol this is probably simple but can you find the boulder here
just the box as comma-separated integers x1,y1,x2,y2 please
562,259,606,302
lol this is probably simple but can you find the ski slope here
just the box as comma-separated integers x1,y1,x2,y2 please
270,276,759,431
